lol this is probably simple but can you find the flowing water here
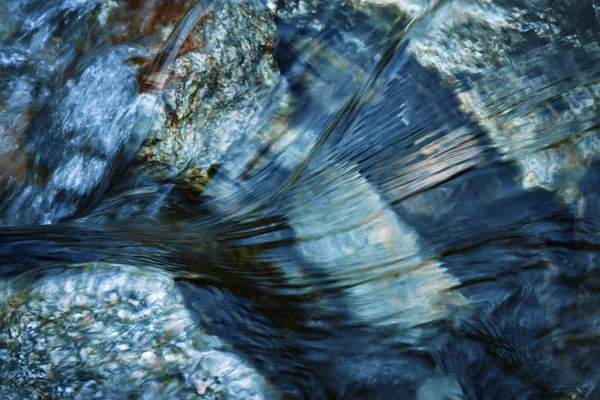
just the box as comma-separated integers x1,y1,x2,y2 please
0,0,600,398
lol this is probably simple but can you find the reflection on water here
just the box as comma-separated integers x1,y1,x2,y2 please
0,0,599,398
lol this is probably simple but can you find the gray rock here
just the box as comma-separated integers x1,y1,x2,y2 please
136,1,291,191
407,0,600,202
285,161,467,337
0,263,277,399
1,46,153,226
0,0,160,225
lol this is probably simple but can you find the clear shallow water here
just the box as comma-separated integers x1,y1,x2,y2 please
0,0,599,398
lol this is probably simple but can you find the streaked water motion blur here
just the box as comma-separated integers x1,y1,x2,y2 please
0,0,599,398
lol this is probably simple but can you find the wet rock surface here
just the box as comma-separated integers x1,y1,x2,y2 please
0,263,276,399
0,0,155,225
285,160,467,334
273,0,417,126
136,1,291,190
407,0,600,201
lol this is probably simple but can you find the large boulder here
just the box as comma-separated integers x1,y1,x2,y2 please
0,263,276,399
136,1,291,191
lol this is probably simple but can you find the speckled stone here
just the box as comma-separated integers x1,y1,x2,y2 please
136,1,291,191
0,263,277,399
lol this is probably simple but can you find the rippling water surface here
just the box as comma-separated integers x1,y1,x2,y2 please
1,0,600,398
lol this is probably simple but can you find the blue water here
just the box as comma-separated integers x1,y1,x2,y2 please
1,0,599,398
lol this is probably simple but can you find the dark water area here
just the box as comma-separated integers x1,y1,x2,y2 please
0,0,600,398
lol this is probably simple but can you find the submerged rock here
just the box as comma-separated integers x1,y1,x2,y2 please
0,263,276,399
1,46,153,225
0,0,160,225
407,0,600,201
416,376,465,400
0,1,17,42
286,161,467,336
272,0,419,122
185,0,430,214
136,1,291,191
0,77,33,185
